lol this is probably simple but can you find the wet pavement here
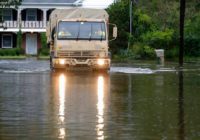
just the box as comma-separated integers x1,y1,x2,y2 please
0,59,200,140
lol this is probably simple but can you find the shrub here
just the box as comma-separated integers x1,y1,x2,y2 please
129,43,156,59
17,30,22,48
39,33,49,56
130,43,144,59
141,29,174,49
143,45,156,58
165,46,179,59
184,15,200,57
0,48,23,56
39,47,49,56
41,33,47,48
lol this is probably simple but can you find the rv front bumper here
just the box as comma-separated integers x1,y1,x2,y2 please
52,58,110,69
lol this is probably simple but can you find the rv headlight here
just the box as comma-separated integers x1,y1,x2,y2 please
97,59,105,66
59,59,65,65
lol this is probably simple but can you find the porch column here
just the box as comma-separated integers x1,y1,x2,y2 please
43,9,48,28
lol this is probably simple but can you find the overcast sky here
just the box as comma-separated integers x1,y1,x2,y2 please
82,0,114,9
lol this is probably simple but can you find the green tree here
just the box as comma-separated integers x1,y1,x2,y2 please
0,0,22,22
39,33,49,56
17,30,22,48
107,0,200,59
184,14,200,56
107,1,130,54
107,1,155,54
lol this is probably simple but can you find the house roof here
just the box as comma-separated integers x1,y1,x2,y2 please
20,0,83,8
22,0,78,4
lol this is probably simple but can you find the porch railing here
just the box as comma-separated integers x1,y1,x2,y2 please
21,21,46,28
0,21,48,29
0,21,18,28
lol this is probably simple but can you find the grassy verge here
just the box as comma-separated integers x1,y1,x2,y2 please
38,55,50,60
0,55,26,59
184,57,200,63
0,55,50,60
1,54,200,64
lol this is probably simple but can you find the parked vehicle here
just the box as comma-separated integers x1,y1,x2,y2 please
46,8,117,71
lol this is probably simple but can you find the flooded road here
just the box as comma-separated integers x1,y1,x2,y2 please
0,60,200,139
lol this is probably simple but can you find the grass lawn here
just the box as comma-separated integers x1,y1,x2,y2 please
184,57,200,63
38,55,50,60
0,55,50,60
0,55,26,59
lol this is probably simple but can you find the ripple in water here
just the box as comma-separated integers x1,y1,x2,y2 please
0,60,50,73
111,67,154,74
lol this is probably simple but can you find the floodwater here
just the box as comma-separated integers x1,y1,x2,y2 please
0,59,200,140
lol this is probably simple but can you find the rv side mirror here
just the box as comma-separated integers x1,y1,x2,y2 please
113,27,117,38
109,23,117,41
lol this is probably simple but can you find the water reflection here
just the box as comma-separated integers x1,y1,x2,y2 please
96,76,105,140
1,66,200,139
58,74,66,139
51,72,109,139
178,71,185,140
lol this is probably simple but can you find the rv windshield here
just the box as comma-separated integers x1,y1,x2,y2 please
58,21,106,40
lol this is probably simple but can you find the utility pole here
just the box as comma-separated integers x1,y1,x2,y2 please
128,0,138,51
127,0,133,51
179,0,186,67
129,0,133,35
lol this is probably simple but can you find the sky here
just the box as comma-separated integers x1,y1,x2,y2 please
82,0,114,9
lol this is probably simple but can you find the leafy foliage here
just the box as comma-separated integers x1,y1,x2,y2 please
17,30,22,48
0,48,23,56
0,0,22,8
0,0,22,22
184,15,200,56
39,33,49,56
107,0,200,59
107,1,130,54
141,29,174,49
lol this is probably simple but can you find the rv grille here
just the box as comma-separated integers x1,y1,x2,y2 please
57,51,105,58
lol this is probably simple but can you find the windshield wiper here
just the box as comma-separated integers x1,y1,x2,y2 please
76,23,80,41
89,24,93,41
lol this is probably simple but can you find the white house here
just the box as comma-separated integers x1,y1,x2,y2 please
0,0,83,55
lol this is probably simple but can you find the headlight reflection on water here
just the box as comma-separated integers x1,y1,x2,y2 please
55,73,107,139
96,76,105,140
58,74,66,139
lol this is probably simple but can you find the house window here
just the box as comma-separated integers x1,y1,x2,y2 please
3,9,13,21
2,35,13,48
26,9,37,21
